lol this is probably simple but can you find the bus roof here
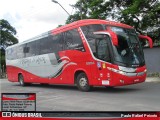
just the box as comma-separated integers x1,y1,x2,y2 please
52,19,133,34
6,19,133,50
6,31,51,50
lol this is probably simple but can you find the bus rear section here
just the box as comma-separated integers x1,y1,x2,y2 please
5,19,152,91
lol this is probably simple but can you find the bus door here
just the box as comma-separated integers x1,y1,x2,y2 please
92,34,113,86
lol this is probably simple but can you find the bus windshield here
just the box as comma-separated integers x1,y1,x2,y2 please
110,26,145,67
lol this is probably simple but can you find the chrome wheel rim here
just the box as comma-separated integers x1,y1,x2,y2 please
19,76,23,85
79,77,87,87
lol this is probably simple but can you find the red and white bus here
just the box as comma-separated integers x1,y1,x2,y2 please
6,19,153,91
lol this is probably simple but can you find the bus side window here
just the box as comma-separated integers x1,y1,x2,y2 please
72,29,85,52
26,41,37,57
39,37,49,55
6,47,17,60
17,44,25,59
48,35,61,53
81,24,105,39
56,33,64,51
81,24,105,52
97,37,111,62
57,33,64,51
63,29,85,52
39,35,62,55
63,31,73,50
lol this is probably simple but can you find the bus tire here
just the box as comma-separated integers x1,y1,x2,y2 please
76,72,91,92
18,74,26,86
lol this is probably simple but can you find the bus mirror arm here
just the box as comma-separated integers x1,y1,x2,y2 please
138,35,153,48
94,30,118,46
107,30,118,46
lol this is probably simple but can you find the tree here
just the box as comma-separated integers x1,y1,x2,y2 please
66,0,160,44
119,0,160,41
66,0,90,24
0,19,18,77
0,19,18,48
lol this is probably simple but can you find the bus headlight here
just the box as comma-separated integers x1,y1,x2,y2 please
107,67,137,77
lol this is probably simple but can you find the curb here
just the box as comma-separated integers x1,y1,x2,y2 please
145,77,160,82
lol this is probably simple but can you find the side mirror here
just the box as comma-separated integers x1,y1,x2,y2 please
138,35,153,48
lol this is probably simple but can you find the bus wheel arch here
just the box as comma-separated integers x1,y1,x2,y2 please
74,70,91,92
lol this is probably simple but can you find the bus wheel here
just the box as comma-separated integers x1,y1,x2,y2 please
76,73,91,92
18,74,26,86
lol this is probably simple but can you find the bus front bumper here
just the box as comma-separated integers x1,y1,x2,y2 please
103,68,147,86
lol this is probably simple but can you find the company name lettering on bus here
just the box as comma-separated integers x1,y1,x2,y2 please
67,42,79,48
86,62,95,65
20,57,46,66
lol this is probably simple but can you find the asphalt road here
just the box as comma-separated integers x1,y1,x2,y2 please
0,79,160,111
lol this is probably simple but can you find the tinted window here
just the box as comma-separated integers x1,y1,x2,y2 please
96,35,111,62
81,24,105,51
39,35,62,55
26,41,37,57
17,44,26,59
81,24,105,39
6,47,17,60
39,37,50,55
63,29,85,52
57,33,64,51
81,25,111,62
50,35,62,53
